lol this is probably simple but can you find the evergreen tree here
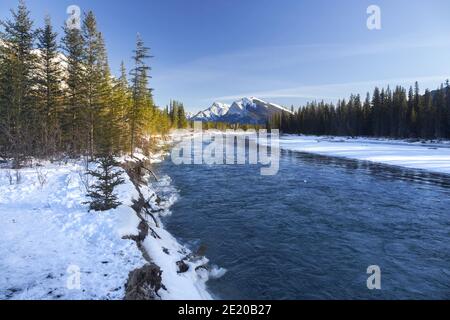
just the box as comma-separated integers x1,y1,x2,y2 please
169,100,179,127
129,34,153,156
111,61,132,153
36,16,62,157
407,86,415,137
0,3,172,161
413,82,421,137
177,103,187,129
82,11,104,157
61,23,86,155
362,93,372,136
0,0,38,164
434,84,445,138
85,155,125,212
372,87,382,136
446,80,450,138
271,81,450,140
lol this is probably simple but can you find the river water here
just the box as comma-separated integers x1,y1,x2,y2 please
154,141,450,300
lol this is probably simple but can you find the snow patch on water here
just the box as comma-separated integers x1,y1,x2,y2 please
271,135,450,175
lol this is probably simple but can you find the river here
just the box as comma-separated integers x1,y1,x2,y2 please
153,140,450,300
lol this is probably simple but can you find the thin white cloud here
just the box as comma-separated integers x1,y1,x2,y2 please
210,75,450,102
156,36,450,83
153,35,450,110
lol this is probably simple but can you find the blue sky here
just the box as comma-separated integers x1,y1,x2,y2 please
1,0,450,112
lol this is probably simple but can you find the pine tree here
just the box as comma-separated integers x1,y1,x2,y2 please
82,11,104,157
362,93,372,136
0,0,38,164
434,84,445,138
111,61,132,153
129,34,153,156
36,16,62,157
446,80,450,138
407,86,415,137
397,87,408,138
62,23,86,155
0,3,172,161
177,103,187,129
413,82,421,137
86,155,125,212
421,89,432,138
91,31,115,155
372,87,382,136
169,100,179,128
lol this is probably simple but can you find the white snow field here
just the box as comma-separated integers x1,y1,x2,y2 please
0,159,216,300
274,135,450,175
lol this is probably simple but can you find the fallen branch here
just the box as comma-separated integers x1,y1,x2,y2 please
131,156,159,182
143,206,160,228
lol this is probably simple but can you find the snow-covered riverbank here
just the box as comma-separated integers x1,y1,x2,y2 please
0,161,144,299
0,151,218,300
276,135,450,175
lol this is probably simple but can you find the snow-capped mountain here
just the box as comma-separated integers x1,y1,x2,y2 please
190,102,231,121
185,111,195,120
191,97,293,124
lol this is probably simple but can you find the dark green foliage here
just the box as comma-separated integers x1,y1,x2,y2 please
36,16,62,157
0,0,38,164
129,34,153,156
86,155,125,212
270,81,450,140
0,1,172,162
169,100,188,129
61,22,86,155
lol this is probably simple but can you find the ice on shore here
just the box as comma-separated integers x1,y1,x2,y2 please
275,135,450,175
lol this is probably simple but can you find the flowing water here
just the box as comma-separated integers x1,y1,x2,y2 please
154,142,450,300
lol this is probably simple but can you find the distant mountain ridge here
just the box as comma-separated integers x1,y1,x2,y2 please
189,97,293,124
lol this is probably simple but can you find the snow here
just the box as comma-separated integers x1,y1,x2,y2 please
273,135,450,175
0,161,144,300
193,97,293,122
251,97,293,114
0,155,222,300
209,102,231,117
137,175,224,300
192,102,231,120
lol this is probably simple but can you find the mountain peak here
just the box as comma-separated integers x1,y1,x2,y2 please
191,97,293,124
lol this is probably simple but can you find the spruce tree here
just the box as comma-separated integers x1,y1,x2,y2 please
36,16,62,157
0,0,38,164
407,86,415,137
111,61,132,153
176,102,188,128
62,23,86,155
82,11,103,157
446,80,450,138
86,155,125,212
372,87,382,136
170,100,179,128
362,93,372,136
129,34,152,156
434,84,445,138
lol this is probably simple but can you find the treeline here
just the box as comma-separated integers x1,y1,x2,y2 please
200,122,264,131
0,1,186,166
269,81,450,139
167,100,188,129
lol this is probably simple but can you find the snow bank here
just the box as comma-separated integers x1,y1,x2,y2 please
0,161,145,300
273,135,450,175
0,155,220,300
131,173,222,300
